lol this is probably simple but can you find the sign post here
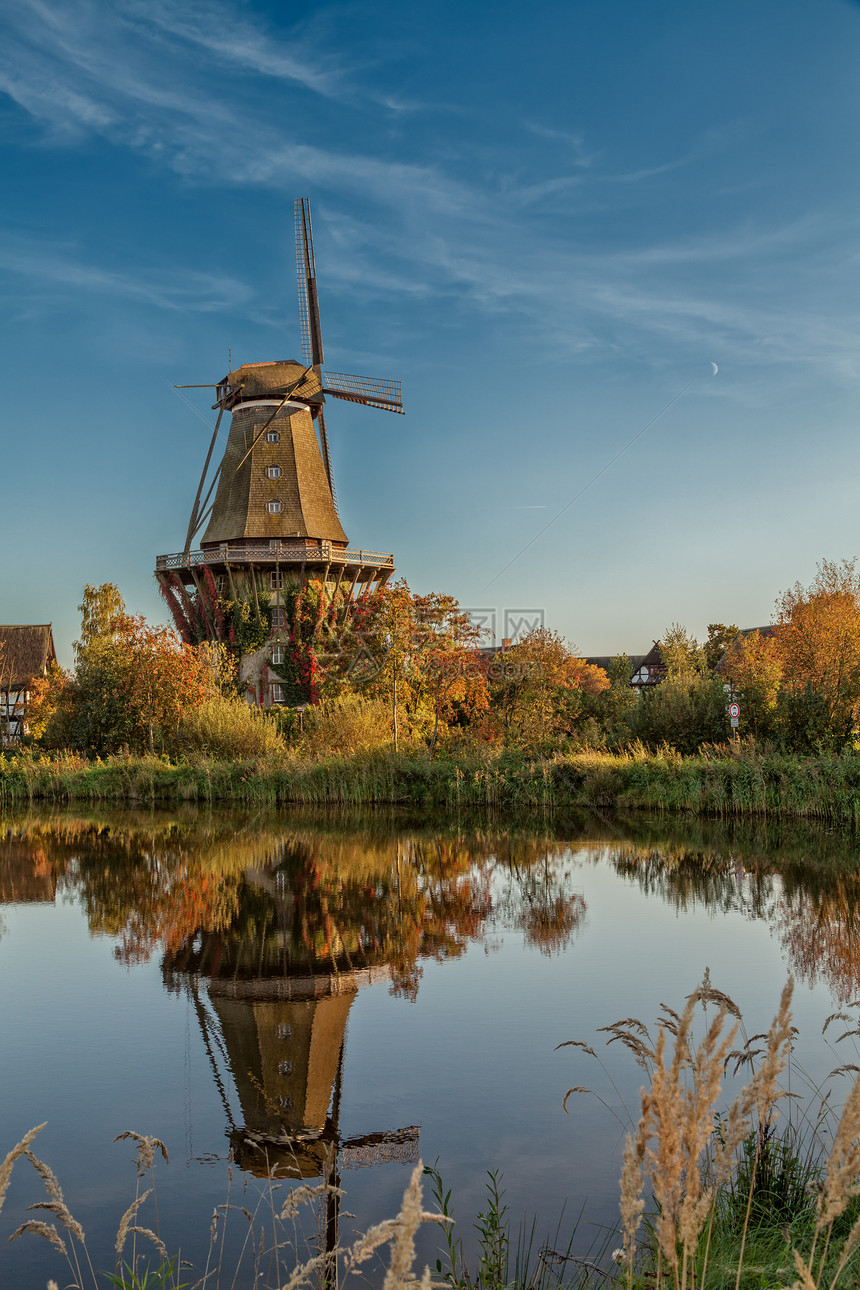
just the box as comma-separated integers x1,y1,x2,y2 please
729,701,740,738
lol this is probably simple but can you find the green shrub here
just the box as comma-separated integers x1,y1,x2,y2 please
631,672,730,754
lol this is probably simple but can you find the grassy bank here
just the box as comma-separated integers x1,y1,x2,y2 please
4,744,860,821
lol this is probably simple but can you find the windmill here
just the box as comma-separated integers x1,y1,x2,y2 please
154,199,403,701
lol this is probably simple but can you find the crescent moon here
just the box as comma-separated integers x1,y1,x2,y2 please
710,362,719,375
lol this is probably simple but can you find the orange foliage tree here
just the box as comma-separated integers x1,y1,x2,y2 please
410,592,488,755
773,558,860,745
489,627,609,748
29,583,224,755
323,580,488,752
721,630,784,738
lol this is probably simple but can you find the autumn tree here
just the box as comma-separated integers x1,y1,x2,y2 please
76,582,126,660
659,623,707,677
324,581,487,752
772,558,860,747
410,592,487,755
350,579,416,749
30,583,224,755
490,628,609,749
630,621,729,752
585,654,640,746
721,630,783,739
704,623,741,671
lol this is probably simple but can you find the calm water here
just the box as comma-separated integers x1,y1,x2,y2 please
2,807,860,1286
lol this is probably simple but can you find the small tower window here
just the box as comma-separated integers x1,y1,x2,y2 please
271,683,286,705
266,465,282,480
266,430,280,444
267,500,283,514
215,575,225,594
270,572,284,590
272,646,285,665
271,608,285,629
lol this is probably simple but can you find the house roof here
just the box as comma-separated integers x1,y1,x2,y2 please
0,625,57,689
585,655,644,675
635,641,664,670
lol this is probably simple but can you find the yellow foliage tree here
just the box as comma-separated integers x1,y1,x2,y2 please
774,558,860,742
490,627,609,749
721,630,783,738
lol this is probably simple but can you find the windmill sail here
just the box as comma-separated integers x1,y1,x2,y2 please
316,405,338,506
295,198,324,367
323,372,404,414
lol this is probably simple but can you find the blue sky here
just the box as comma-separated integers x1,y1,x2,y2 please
3,0,860,663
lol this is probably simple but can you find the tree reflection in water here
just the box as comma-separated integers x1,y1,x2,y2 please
600,815,860,1003
0,809,590,1275
5,809,860,1000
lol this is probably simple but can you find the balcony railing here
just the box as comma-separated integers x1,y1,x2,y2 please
155,542,394,572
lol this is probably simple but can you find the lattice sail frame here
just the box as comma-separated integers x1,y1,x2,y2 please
295,198,323,367
323,371,404,414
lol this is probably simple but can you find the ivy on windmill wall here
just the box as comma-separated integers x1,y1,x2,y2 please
267,579,388,708
266,583,322,706
159,569,273,659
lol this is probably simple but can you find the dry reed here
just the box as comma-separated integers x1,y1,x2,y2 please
565,974,860,1290
2,1128,442,1290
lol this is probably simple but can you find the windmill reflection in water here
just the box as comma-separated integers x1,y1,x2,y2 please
162,858,419,1285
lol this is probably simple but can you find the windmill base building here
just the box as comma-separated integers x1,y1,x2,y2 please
154,201,402,708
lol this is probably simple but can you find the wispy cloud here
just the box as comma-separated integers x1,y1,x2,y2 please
2,0,859,384
526,121,595,166
0,231,250,312
125,0,352,99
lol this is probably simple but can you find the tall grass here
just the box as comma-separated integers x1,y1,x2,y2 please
4,743,860,821
176,697,287,760
0,1126,444,1290
561,975,860,1290
299,693,396,757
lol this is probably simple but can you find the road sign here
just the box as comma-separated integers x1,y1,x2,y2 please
729,703,740,719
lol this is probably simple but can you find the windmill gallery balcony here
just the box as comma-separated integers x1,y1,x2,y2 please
155,540,395,576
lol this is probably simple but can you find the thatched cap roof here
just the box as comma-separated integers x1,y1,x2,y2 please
223,361,322,403
0,625,57,688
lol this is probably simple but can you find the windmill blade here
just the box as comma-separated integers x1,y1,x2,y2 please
295,198,324,367
339,1126,420,1169
323,371,404,415
316,405,338,509
184,406,224,553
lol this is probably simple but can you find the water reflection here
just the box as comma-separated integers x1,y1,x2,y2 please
0,810,589,1280
0,811,586,1153
3,807,860,1283
595,816,860,1001
3,810,860,1162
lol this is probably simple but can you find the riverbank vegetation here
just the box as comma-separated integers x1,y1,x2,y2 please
5,976,860,1290
6,743,860,822
9,558,860,815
